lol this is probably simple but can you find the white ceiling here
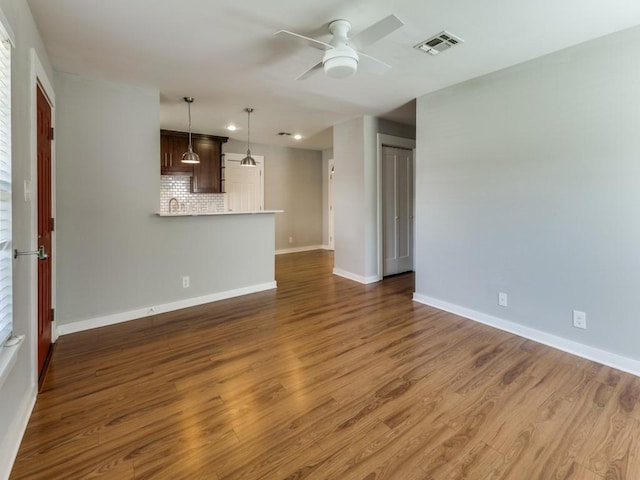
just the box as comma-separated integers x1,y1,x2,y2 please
27,0,640,150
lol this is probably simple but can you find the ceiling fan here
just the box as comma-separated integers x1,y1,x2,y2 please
275,14,404,80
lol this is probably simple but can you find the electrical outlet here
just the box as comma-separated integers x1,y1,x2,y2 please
289,236,293,244
498,292,508,307
573,310,586,329
182,276,190,288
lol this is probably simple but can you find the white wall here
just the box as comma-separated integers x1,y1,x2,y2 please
55,72,275,326
224,139,323,251
0,0,55,476
333,117,366,279
333,115,415,282
415,25,640,366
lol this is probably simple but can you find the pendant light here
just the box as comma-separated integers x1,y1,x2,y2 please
181,97,200,164
241,107,257,167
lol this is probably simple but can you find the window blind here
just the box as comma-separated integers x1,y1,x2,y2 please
0,25,11,347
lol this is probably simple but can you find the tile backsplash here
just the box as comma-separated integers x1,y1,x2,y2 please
160,176,226,214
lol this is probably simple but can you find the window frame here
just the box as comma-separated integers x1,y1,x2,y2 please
0,11,13,348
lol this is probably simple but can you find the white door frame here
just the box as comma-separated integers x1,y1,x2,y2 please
376,134,416,281
328,159,334,250
223,152,264,211
29,49,56,381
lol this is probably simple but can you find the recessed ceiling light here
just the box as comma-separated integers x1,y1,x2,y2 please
227,124,237,131
293,134,302,140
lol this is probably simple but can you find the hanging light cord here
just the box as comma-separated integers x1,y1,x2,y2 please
188,101,194,152
246,108,251,155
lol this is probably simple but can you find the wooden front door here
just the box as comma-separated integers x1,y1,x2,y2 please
37,84,53,378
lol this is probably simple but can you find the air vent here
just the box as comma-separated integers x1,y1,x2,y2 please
278,132,292,136
414,31,464,56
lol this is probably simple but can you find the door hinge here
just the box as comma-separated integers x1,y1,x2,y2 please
50,127,54,141
50,217,55,232
50,308,55,323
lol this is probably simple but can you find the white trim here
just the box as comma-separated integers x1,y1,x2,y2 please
276,245,324,255
24,48,58,384
321,244,333,250
0,335,23,391
29,50,57,383
58,281,278,336
0,384,37,480
412,293,640,377
0,5,15,46
327,159,334,251
332,268,379,285
376,134,416,281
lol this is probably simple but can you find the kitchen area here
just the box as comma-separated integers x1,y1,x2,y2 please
54,76,280,332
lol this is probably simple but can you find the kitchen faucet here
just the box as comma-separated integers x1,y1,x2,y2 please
168,197,179,214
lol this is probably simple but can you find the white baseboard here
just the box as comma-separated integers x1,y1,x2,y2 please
413,293,640,377
0,384,37,480
275,245,325,255
58,281,278,336
332,268,380,285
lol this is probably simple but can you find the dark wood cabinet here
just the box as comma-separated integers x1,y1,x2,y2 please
191,137,222,193
160,131,192,175
160,130,228,192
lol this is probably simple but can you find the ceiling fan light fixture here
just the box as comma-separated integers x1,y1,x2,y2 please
181,97,200,164
277,15,402,80
323,47,358,79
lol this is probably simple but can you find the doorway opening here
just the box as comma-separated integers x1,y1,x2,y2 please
327,160,334,251
224,153,264,212
36,83,54,383
377,134,416,280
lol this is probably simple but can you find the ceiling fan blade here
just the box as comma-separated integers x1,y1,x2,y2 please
357,52,392,75
274,30,333,51
295,61,324,80
349,14,404,50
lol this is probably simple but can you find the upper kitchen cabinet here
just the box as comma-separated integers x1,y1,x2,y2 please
160,130,192,175
191,135,226,193
160,130,228,193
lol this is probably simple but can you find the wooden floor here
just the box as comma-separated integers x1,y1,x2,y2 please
11,250,640,479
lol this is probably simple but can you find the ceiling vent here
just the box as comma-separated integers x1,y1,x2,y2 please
414,31,464,56
278,132,292,136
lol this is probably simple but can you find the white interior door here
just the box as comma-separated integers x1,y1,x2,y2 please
328,160,334,250
382,146,414,276
224,153,264,212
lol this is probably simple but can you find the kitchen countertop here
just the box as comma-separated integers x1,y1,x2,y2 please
157,210,283,217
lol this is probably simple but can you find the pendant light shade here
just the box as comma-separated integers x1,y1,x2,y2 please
241,107,257,167
181,97,200,164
